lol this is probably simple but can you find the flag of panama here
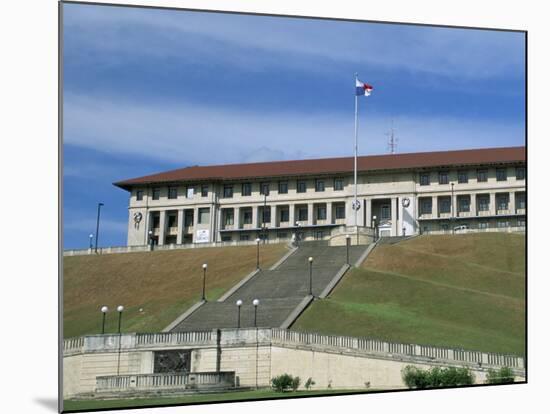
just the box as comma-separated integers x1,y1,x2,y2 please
355,79,373,96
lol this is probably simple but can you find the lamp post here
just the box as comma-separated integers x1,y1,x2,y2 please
148,230,154,250
308,256,314,296
345,234,351,265
116,305,124,334
373,215,378,241
253,299,260,327
263,193,268,244
255,238,261,270
295,221,301,246
100,306,108,334
202,263,207,301
236,299,243,328
95,202,104,253
89,234,94,250
451,182,455,234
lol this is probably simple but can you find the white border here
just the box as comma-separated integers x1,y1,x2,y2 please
1,1,547,413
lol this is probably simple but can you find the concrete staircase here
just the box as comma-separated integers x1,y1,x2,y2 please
171,242,366,331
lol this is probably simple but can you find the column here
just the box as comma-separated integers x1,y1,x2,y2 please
158,210,166,245
176,209,184,244
391,197,398,236
217,207,223,231
252,205,259,229
510,191,516,214
451,194,457,219
234,207,241,230
289,204,295,227
432,196,438,218
490,192,497,216
193,207,199,227
470,194,475,216
307,203,314,226
270,205,277,228
365,199,372,227
326,202,333,225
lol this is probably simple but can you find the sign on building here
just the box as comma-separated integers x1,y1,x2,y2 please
195,229,210,243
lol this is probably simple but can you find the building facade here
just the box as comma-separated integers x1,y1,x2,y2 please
114,147,526,246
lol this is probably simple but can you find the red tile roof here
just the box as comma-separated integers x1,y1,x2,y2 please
114,146,525,191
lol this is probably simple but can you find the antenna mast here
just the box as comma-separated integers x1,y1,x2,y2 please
386,120,398,154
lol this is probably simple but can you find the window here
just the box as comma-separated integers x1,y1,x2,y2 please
516,193,526,209
479,222,489,229
277,232,289,239
184,210,194,227
477,196,489,211
224,209,234,226
243,209,252,224
198,208,210,224
458,196,470,212
317,205,327,220
517,218,526,227
136,190,144,201
334,178,344,191
497,221,509,228
240,234,250,241
297,180,307,193
261,206,271,224
280,208,289,222
223,185,233,198
497,194,509,210
242,183,251,196
260,182,270,196
186,187,195,198
152,214,160,229
458,171,468,184
439,197,451,214
221,235,232,242
168,187,178,199
421,198,432,215
152,188,161,200
477,169,488,182
201,185,208,197
381,205,391,220
167,214,177,228
298,206,308,221
438,172,449,185
335,205,345,219
420,173,430,186
315,179,325,192
278,181,288,194
516,167,525,180
496,168,507,182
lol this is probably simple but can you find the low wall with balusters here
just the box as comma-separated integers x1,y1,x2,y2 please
63,328,525,398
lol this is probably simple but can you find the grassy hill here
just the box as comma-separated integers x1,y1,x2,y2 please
63,244,287,338
292,233,525,356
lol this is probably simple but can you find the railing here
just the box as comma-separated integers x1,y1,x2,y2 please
272,329,524,370
96,371,235,392
63,336,84,355
135,331,213,347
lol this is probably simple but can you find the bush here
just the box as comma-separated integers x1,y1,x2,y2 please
402,365,474,389
305,377,316,390
486,367,515,384
272,374,301,392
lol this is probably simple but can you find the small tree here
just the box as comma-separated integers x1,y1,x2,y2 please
486,367,515,384
291,376,301,391
402,366,430,389
305,377,316,390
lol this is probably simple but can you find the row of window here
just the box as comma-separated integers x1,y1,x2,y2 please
223,205,346,226
419,193,526,214
225,178,344,198
419,167,525,186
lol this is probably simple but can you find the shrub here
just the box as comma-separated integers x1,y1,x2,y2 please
305,377,316,390
271,374,300,392
291,376,301,391
486,367,515,384
402,365,474,389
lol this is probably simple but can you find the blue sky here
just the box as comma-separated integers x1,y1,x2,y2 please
62,3,525,249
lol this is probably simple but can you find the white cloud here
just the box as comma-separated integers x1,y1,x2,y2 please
63,4,524,80
63,92,524,166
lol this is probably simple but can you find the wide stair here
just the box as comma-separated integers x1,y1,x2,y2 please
171,242,366,331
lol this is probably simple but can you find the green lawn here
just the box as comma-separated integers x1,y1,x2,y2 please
292,233,525,355
63,389,370,412
63,244,287,338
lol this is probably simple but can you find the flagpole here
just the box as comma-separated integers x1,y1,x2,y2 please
354,73,359,245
